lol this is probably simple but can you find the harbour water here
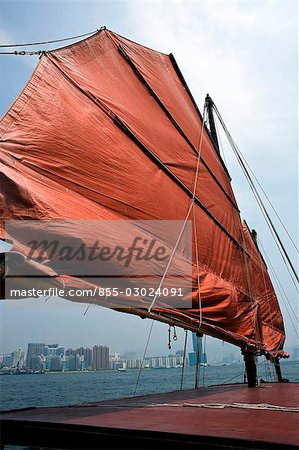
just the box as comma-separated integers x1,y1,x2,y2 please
1,360,298,411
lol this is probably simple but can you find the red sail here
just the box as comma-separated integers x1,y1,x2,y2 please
0,29,286,355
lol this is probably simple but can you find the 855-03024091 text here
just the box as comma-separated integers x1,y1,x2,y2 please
9,286,184,298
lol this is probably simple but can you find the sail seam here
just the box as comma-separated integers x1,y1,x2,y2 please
45,53,249,257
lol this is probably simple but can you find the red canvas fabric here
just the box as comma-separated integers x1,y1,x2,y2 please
0,29,286,355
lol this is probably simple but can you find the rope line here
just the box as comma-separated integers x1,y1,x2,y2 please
258,238,299,340
215,116,297,253
133,320,154,397
222,358,267,384
258,238,299,324
212,101,298,287
153,402,299,413
75,400,298,413
0,50,43,55
0,29,98,48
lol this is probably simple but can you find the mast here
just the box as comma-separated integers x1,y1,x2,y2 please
242,349,257,387
205,98,259,388
205,105,258,389
206,94,220,155
272,356,283,382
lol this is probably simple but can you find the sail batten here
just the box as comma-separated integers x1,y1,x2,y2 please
0,28,286,356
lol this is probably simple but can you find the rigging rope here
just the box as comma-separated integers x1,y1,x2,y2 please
212,101,298,287
258,234,281,349
215,117,297,254
0,50,43,55
223,358,267,385
245,166,298,253
133,320,154,397
0,29,98,48
258,238,299,324
258,238,299,340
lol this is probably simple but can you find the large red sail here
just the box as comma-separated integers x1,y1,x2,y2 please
0,28,286,356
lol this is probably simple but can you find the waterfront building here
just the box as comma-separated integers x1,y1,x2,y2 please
188,333,208,366
65,348,74,357
48,355,63,371
92,345,109,370
2,354,13,367
189,352,207,366
83,348,92,368
25,343,45,368
11,349,25,368
109,352,124,370
124,358,143,369
145,355,184,368
28,355,43,372
67,354,81,371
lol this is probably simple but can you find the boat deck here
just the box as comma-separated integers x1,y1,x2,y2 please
1,382,298,449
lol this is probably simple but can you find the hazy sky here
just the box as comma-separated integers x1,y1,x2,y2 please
0,0,298,359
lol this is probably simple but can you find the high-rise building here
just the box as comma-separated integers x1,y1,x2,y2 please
2,355,13,367
55,346,65,357
26,343,45,368
43,344,64,358
75,347,85,357
189,352,207,366
65,348,74,357
92,345,109,370
67,354,81,371
84,348,92,368
188,333,208,366
11,349,25,368
29,355,43,372
48,355,63,371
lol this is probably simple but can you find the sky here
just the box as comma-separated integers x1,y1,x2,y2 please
0,0,298,360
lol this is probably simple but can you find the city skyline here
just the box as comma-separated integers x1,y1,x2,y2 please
1,338,299,371
1,341,111,373
0,341,190,372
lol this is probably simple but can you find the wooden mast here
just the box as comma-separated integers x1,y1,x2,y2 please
242,349,257,387
206,94,220,155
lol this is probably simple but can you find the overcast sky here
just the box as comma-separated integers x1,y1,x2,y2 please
0,0,298,359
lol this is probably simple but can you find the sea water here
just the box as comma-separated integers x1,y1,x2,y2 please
1,360,298,411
